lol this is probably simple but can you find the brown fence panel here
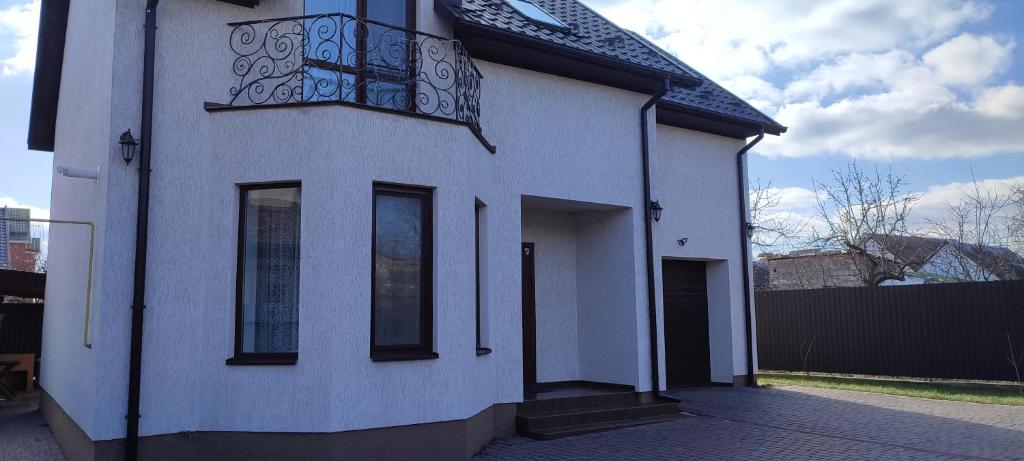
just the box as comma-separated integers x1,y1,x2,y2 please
0,303,44,355
755,281,1024,381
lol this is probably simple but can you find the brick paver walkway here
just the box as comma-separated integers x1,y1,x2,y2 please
0,395,65,461
474,385,1024,460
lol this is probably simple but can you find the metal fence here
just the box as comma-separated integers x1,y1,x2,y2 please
756,281,1024,381
0,303,44,355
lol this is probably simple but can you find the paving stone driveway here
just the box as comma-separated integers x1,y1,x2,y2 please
0,396,64,461
474,385,1024,461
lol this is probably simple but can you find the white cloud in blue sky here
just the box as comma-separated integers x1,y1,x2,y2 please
0,0,38,76
0,0,1021,252
585,0,1024,160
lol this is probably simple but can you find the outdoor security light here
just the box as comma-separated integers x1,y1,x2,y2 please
746,222,756,238
119,130,138,165
677,237,688,247
650,200,663,222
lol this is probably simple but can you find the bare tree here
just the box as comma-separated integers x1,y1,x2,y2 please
749,177,808,255
811,162,921,286
927,176,1016,281
1010,181,1024,256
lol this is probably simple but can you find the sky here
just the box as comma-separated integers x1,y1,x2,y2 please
1,0,1022,252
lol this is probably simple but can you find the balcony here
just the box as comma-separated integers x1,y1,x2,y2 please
206,13,493,153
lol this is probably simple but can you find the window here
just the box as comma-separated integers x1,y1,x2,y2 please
303,0,417,107
504,0,570,29
475,199,491,355
372,184,435,360
229,184,302,365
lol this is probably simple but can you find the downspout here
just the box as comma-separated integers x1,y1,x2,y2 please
126,1,159,459
641,78,670,397
735,127,764,387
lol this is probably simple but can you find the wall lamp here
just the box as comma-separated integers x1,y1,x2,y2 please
119,129,139,165
650,200,663,222
746,222,756,239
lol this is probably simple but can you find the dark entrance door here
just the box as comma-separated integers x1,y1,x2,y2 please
521,242,537,390
662,260,711,386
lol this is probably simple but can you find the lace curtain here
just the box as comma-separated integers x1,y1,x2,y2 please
243,188,301,353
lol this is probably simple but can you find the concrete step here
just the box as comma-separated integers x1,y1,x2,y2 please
518,391,638,415
521,413,684,440
517,402,680,432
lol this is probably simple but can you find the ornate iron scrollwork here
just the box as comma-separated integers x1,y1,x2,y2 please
226,13,484,134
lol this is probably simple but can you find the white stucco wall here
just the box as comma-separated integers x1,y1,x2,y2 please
521,209,580,382
652,125,754,385
42,0,758,442
40,0,118,440
575,209,639,386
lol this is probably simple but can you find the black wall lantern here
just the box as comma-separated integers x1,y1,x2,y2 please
746,222,756,239
119,129,138,165
650,200,663,222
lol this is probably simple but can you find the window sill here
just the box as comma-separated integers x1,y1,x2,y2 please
476,347,493,356
371,351,439,362
225,354,297,366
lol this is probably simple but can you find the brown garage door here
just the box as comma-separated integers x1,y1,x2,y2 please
662,260,711,387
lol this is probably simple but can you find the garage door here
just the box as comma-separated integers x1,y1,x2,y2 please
662,260,711,387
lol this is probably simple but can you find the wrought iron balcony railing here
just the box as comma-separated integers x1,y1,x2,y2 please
214,13,492,152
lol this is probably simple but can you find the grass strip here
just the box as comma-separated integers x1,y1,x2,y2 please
759,373,1024,406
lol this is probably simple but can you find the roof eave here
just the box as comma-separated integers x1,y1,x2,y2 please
27,0,70,153
656,100,787,139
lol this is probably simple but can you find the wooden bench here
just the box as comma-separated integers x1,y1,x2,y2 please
0,353,35,391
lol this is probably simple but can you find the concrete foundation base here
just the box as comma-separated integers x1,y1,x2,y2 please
40,388,516,461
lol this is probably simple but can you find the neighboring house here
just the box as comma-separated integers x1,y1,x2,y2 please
761,249,865,290
762,236,1024,290
870,235,1024,285
28,1,785,460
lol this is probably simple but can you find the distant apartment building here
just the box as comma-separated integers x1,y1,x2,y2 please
4,207,31,242
1,207,36,272
0,208,8,269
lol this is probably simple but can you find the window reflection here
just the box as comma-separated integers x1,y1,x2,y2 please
373,186,431,350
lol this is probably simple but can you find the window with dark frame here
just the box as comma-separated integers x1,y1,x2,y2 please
228,183,302,366
372,184,435,360
303,0,418,107
475,199,491,355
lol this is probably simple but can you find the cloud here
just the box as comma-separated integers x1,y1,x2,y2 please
911,176,1023,227
0,0,40,77
975,84,1024,119
585,0,991,80
923,33,1015,86
0,196,49,221
586,1,1023,161
754,32,1021,159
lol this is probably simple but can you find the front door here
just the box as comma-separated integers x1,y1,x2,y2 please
662,260,711,386
521,242,537,390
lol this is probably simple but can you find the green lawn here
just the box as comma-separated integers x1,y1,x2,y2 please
759,373,1024,406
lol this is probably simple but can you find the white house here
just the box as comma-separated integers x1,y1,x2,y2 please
27,0,785,459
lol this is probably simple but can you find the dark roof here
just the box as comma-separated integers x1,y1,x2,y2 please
442,0,696,77
627,31,786,136
866,234,948,271
440,0,786,138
